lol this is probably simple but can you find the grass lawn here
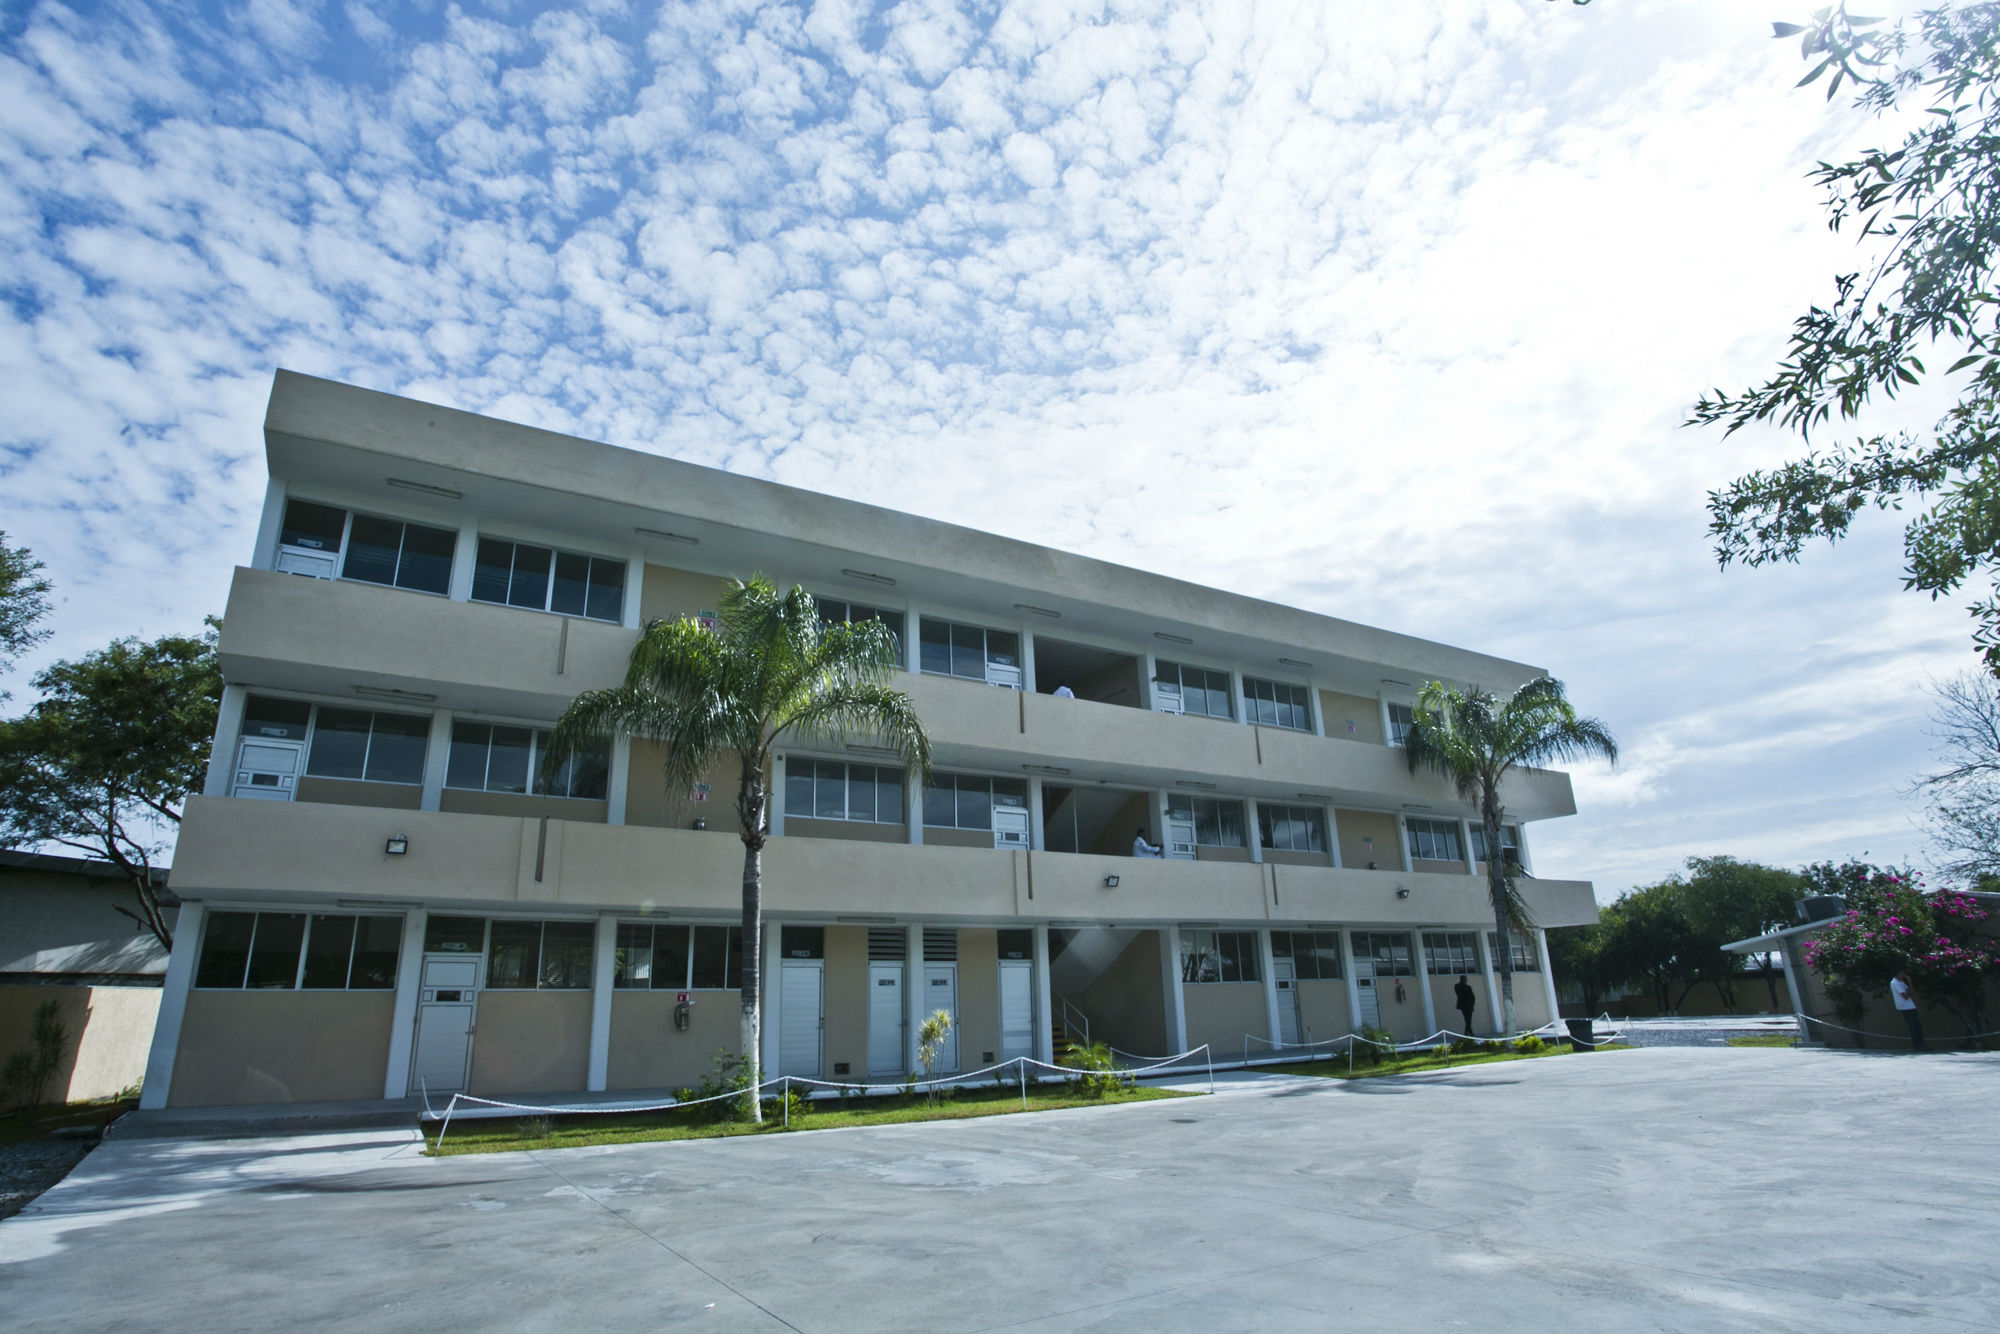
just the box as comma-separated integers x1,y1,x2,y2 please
428,1083,1192,1156
1725,1034,1799,1048
1262,1040,1630,1082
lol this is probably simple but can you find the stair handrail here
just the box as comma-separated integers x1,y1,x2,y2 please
1058,995,1091,1047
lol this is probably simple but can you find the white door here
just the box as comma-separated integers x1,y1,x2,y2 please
999,960,1034,1062
868,963,905,1077
1354,956,1382,1029
1274,958,1301,1046
411,956,479,1096
1164,812,1198,861
232,736,305,801
922,963,959,1072
779,961,823,1078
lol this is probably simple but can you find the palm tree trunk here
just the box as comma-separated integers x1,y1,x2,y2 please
1483,802,1515,1036
738,778,767,1124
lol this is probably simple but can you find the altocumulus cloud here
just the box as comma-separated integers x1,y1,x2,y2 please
0,0,1970,893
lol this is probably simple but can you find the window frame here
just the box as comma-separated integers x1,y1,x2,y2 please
1405,816,1464,863
1271,930,1344,980
445,720,610,800
470,535,628,623
1386,702,1417,746
922,771,1028,830
1154,660,1235,720
1468,824,1523,866
613,921,743,991
275,497,456,597
193,910,404,991
296,702,432,786
1256,802,1328,853
1352,930,1415,978
1167,794,1247,848
1242,677,1313,731
1423,931,1482,976
482,918,597,990
917,616,1021,683
1489,929,1542,972
783,758,907,825
816,598,907,669
1179,928,1262,984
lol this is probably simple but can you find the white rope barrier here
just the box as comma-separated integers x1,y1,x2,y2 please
1792,1012,2000,1043
1239,1014,1627,1065
425,1046,1215,1151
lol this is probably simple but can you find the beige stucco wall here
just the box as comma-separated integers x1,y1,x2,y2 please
784,817,907,845
1090,791,1154,856
606,990,742,1091
439,789,608,823
1335,810,1399,871
1182,982,1268,1058
640,563,731,626
1263,848,1332,868
1365,969,1429,1042
921,827,992,850
0,985,160,1105
822,926,869,1079
1072,931,1167,1057
1431,973,1494,1037
296,777,422,810
1412,857,1465,876
1507,973,1552,1030
1293,978,1352,1046
469,990,591,1095
954,929,1001,1068
170,990,394,1107
1195,845,1253,864
1319,692,1383,745
626,746,756,835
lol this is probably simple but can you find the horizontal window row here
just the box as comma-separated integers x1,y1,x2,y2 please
614,923,745,991
448,722,608,799
195,911,402,990
1272,930,1344,979
1180,928,1262,984
784,759,906,825
276,499,626,622
924,773,1028,830
1424,931,1482,976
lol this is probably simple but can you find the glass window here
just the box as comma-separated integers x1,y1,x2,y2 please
691,925,743,990
397,522,455,594
241,695,311,742
306,707,429,786
341,515,453,594
1244,678,1312,731
279,499,346,552
614,924,654,988
998,928,1033,960
486,919,542,989
301,914,356,989
1257,803,1327,853
923,773,1025,830
1406,817,1463,863
1156,662,1234,719
1179,929,1261,984
1168,795,1246,847
364,712,430,784
342,514,402,587
781,926,825,960
1353,931,1415,977
818,599,906,666
424,916,485,954
1275,931,1344,980
786,759,904,825
848,765,877,822
654,924,692,990
448,724,607,800
1425,931,1481,975
1387,703,1417,746
473,538,626,623
195,912,255,988
1490,929,1541,972
539,732,609,800
919,618,951,675
1469,825,1522,866
348,916,402,988
305,708,372,780
920,618,1018,683
484,726,533,794
538,922,595,989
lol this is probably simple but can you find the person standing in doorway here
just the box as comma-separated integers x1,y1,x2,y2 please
1132,827,1162,858
1891,970,1926,1052
1453,975,1476,1036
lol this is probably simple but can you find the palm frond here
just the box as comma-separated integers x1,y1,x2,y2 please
780,682,934,786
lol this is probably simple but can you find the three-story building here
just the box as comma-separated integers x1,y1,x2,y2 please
140,371,1599,1109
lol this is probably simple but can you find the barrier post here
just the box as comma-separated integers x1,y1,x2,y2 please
1019,1058,1027,1111
435,1095,458,1154
783,1077,790,1129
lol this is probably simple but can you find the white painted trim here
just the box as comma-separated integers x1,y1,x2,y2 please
760,923,783,1080
1032,923,1054,1064
907,771,923,846
1395,814,1413,872
1325,802,1342,869
1020,627,1037,694
1228,667,1248,726
1247,799,1264,865
606,734,630,826
1139,652,1157,709
623,544,645,630
203,685,249,798
1460,818,1478,876
419,711,452,813
587,912,617,1091
138,902,204,1110
1026,777,1045,852
448,519,480,602
1259,929,1282,1046
1159,926,1187,1053
251,480,286,572
1340,929,1364,1033
1514,823,1535,876
382,909,427,1099
904,923,924,1074
901,601,921,673
1412,929,1438,1036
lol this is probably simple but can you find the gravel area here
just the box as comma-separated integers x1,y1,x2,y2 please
0,1138,95,1222
1598,1015,1799,1048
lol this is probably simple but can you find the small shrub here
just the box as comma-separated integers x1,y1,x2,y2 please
517,1115,553,1141
1354,1026,1397,1068
917,1009,954,1104
760,1088,807,1125
3,999,69,1117
678,1051,754,1123
1059,1040,1133,1098
1512,1035,1546,1055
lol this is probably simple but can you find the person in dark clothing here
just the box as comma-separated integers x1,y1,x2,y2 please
1453,975,1476,1035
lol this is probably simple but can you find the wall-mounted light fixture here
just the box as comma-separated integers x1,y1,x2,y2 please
1014,603,1061,618
842,568,896,587
1395,886,1409,899
1153,631,1194,646
384,835,409,856
635,527,699,545
1103,874,1120,888
387,478,463,500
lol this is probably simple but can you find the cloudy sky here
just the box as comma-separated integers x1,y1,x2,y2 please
0,0,1973,897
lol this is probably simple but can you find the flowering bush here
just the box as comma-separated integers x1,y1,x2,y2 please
1802,864,2000,1040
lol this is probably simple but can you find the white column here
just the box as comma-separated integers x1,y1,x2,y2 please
382,909,428,1099
448,519,480,602
1460,818,1478,875
1412,930,1438,1038
1309,682,1326,737
1378,692,1394,745
1159,926,1187,1054
623,545,645,630
1259,928,1282,1053
1326,805,1342,868
1032,923,1055,1065
587,913,619,1092
138,902,204,1110
1247,800,1264,864
420,711,452,812
1151,790,1171,852
606,734,631,826
1340,929,1364,1035
1140,652,1158,709
760,923,783,1079
907,771,923,846
1515,823,1535,875
1476,927,1503,1038
904,923,924,1074
1536,929,1561,1032
1395,814,1413,872
1027,777,1046,852
249,480,285,571
769,753,786,836
1229,668,1248,725
904,603,923,674
202,685,250,797
1020,627,1038,693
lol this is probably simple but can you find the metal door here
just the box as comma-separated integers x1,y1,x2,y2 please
922,963,959,1072
1354,956,1382,1029
999,960,1033,1062
778,961,823,1078
232,736,304,801
411,956,479,1095
868,962,904,1076
1164,812,1197,861
1274,957,1301,1046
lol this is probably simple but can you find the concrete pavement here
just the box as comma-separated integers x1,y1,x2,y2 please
2,1047,1995,1332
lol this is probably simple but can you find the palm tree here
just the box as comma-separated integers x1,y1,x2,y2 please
1402,677,1616,1036
546,576,931,1121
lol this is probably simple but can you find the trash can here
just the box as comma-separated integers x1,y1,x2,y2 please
1565,1017,1596,1051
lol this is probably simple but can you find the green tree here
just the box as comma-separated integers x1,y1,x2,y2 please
1801,861,2000,1043
1403,677,1617,1034
0,533,54,697
1600,883,1714,1016
0,624,220,950
1677,856,1808,1011
1908,673,2000,884
1693,4,2000,672
1547,918,1632,1017
546,577,929,1122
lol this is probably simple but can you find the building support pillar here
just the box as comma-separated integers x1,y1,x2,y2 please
1476,927,1503,1038
760,924,783,1079
1536,929,1561,1034
381,910,428,1099
202,685,249,798
587,912,618,1092
1259,928,1282,1055
138,902,204,1110
904,922,924,1075
1032,923,1055,1066
1159,926,1187,1055
1412,929,1439,1039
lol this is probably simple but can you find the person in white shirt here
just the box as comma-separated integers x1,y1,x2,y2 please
1132,827,1162,858
1891,970,1926,1052
1052,680,1076,699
